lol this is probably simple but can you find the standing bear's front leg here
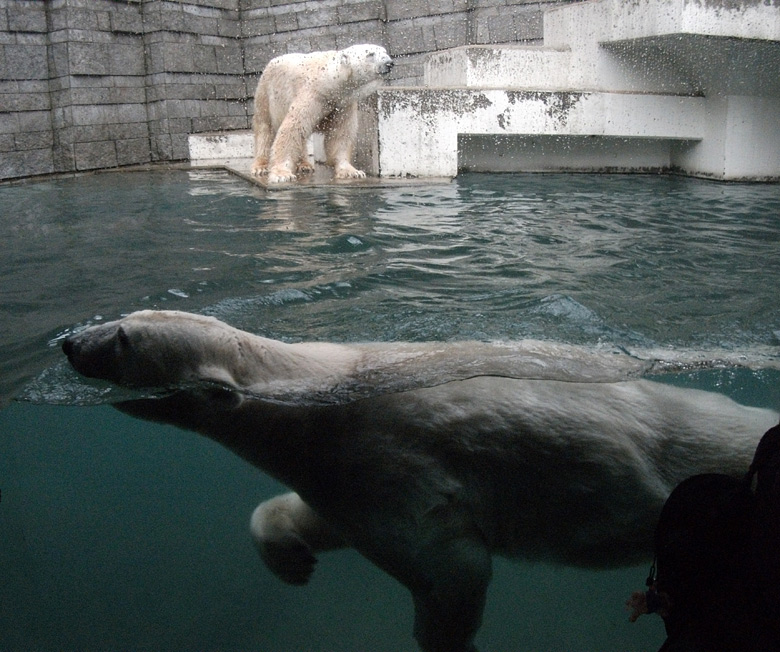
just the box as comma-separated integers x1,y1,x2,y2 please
250,492,347,585
323,101,366,179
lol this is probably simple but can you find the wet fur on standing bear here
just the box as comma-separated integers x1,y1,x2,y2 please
250,44,393,183
62,310,779,652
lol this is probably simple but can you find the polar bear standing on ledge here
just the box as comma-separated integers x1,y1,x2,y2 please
250,44,393,183
62,310,779,652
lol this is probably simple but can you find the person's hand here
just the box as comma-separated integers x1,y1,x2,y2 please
626,590,649,622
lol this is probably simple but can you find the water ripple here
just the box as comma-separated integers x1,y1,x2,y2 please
2,171,779,406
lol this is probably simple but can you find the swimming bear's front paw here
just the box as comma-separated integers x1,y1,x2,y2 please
257,534,318,585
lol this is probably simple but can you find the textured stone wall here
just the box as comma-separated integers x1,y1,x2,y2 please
1,0,52,178
0,0,581,180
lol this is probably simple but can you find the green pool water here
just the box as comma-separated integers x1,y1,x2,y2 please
1,170,778,651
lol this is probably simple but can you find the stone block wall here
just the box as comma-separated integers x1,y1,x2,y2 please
143,0,246,161
47,0,150,173
243,0,569,86
1,0,582,180
1,0,52,178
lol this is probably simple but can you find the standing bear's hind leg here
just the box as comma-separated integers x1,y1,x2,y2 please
267,98,326,183
251,89,273,177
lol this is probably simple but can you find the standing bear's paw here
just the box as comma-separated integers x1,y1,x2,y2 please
250,158,269,177
296,159,315,175
334,163,367,180
267,167,297,184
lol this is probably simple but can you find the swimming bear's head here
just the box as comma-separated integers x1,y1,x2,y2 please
62,310,242,390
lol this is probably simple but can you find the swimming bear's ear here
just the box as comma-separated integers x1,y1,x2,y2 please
117,325,131,351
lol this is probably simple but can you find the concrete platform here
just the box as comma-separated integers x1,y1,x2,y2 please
380,0,780,181
188,130,254,164
188,139,450,190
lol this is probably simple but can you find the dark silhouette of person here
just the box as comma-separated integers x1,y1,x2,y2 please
627,423,780,652
745,423,780,651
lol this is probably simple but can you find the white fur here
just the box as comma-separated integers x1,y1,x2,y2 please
63,310,778,652
250,45,393,183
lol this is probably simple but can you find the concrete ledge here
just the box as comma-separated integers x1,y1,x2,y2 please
377,88,705,178
544,0,780,47
542,0,780,95
188,130,253,162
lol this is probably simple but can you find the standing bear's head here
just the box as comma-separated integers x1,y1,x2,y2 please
338,44,394,89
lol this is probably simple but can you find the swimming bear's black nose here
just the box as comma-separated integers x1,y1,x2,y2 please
62,335,75,358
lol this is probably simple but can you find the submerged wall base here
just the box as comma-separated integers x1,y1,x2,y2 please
459,135,682,175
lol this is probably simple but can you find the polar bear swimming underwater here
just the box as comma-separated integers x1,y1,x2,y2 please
62,310,778,652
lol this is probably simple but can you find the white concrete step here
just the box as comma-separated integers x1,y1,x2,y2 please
544,0,780,47
425,46,572,90
543,0,780,96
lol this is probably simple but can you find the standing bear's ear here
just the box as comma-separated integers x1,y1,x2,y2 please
336,51,354,83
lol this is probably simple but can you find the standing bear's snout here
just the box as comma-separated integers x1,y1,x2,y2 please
379,55,393,75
